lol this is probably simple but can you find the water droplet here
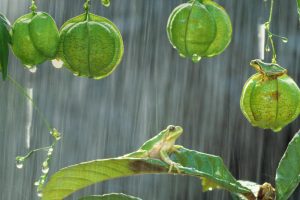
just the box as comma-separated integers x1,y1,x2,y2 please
47,147,53,156
42,166,49,174
208,187,213,191
101,0,110,7
50,128,61,140
16,162,23,169
265,46,271,52
16,156,24,169
282,38,288,43
179,53,186,58
51,59,64,69
192,54,201,63
39,178,45,185
29,66,37,73
37,192,43,197
42,161,49,174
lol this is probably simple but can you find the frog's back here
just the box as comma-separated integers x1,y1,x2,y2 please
140,131,164,151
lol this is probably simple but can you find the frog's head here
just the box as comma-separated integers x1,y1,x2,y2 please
163,125,183,142
250,59,265,72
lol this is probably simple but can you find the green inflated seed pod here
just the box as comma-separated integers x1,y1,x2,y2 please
240,59,300,132
167,0,232,62
11,12,59,68
57,13,124,79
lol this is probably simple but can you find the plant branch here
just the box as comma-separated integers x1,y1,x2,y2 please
265,0,277,63
264,0,288,64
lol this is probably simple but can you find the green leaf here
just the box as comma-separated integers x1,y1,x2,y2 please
0,13,10,27
0,22,10,80
170,148,252,195
79,193,142,200
297,0,300,21
42,147,253,200
276,130,300,200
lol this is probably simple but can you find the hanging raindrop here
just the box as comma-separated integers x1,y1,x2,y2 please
42,166,49,174
42,161,49,174
16,156,24,169
179,53,186,58
37,192,43,197
73,72,80,76
47,147,53,156
28,66,37,73
282,37,288,43
101,0,110,7
192,54,201,63
51,59,64,69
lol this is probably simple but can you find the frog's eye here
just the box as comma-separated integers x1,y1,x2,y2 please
168,125,176,131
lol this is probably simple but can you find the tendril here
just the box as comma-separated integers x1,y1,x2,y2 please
8,74,61,197
264,0,288,64
16,128,62,197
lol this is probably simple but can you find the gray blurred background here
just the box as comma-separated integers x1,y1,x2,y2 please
0,0,300,199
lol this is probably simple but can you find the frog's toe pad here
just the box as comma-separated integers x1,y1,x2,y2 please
168,162,181,174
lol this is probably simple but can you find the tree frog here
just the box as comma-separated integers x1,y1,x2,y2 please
250,59,287,77
123,125,183,173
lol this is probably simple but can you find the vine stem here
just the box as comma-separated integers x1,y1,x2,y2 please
30,0,37,13
265,0,277,63
84,0,91,20
16,146,52,161
7,74,52,132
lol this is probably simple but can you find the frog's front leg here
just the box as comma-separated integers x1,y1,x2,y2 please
160,150,181,173
171,145,183,153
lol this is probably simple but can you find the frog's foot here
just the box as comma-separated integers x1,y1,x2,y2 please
168,162,182,174
171,145,183,153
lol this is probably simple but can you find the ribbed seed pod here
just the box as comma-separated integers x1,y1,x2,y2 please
240,59,300,132
58,13,124,79
11,12,59,68
167,0,232,62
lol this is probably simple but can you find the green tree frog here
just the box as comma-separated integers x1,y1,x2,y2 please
123,125,183,173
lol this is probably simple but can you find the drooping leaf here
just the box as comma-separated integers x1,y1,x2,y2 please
276,130,300,200
170,148,252,195
79,193,142,200
0,22,10,80
42,147,253,200
0,13,11,27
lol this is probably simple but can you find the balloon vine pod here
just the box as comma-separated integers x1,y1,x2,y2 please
240,60,300,132
11,0,60,68
57,0,124,79
240,0,295,132
166,0,232,63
